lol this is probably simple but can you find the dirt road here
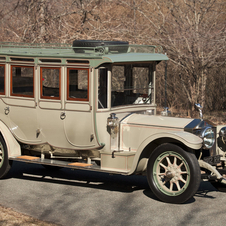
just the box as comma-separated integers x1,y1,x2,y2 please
0,205,56,226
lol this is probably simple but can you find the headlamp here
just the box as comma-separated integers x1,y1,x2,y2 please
200,127,215,149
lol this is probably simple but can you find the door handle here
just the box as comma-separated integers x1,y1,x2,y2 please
4,107,10,115
60,112,66,120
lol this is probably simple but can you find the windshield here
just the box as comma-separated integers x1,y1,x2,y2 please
111,64,154,107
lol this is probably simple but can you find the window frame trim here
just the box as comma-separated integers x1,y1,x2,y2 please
40,66,61,100
10,65,35,98
0,64,5,95
67,67,89,102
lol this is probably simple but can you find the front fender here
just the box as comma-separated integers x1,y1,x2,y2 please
128,131,202,175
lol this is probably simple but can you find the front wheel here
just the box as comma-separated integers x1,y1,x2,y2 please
147,143,201,203
0,135,11,179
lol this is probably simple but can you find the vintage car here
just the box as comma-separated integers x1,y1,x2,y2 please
0,40,225,203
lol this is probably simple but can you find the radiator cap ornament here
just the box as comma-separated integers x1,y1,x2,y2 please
195,103,203,120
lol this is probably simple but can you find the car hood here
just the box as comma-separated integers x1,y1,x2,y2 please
121,113,194,129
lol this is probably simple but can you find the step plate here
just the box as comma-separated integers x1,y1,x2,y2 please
68,162,92,167
16,155,40,161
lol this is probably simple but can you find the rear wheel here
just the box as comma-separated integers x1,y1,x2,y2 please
147,143,201,203
210,179,226,192
0,135,11,179
201,167,226,192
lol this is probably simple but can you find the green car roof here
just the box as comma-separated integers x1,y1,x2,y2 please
0,42,168,67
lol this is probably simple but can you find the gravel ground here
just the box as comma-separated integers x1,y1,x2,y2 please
0,205,57,226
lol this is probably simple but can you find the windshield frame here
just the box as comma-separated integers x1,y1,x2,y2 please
110,62,155,108
97,62,157,111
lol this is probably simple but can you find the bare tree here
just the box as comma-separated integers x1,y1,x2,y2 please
120,0,226,115
0,0,225,115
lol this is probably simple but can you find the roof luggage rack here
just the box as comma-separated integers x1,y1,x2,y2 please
0,40,163,57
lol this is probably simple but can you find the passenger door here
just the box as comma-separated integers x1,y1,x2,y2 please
6,64,40,143
63,68,97,148
37,66,98,149
37,66,66,147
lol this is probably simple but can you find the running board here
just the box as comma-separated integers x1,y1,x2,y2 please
9,155,129,175
10,155,99,170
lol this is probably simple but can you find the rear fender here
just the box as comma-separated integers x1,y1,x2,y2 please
0,121,21,157
128,131,202,175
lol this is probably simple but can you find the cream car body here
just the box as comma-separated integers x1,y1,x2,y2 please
0,40,225,203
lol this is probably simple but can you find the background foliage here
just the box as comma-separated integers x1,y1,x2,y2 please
0,0,225,117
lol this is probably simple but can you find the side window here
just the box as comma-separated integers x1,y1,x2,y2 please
11,65,34,97
41,67,61,99
67,68,89,101
0,65,5,95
